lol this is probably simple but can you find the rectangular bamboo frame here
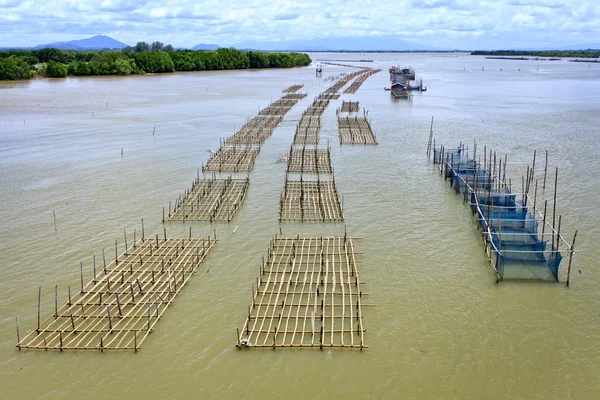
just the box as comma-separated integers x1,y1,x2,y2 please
286,146,332,174
338,117,377,145
202,146,260,173
340,101,360,113
237,236,367,349
167,176,250,222
279,178,344,222
283,84,304,93
18,236,216,351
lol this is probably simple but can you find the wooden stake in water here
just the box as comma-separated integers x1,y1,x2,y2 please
566,230,578,286
52,209,57,232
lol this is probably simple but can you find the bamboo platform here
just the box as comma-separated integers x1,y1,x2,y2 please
286,146,332,174
303,107,327,117
225,127,273,145
202,146,260,173
318,93,340,100
338,117,377,145
236,235,367,349
293,127,320,145
166,176,250,222
279,177,344,222
259,105,294,116
283,84,304,93
282,93,307,100
299,116,321,129
18,235,217,351
271,99,300,107
340,101,360,113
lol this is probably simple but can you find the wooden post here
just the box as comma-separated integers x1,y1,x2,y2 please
37,286,41,333
102,248,106,274
566,231,578,286
80,261,84,293
15,317,20,349
54,285,58,318
552,167,558,247
543,150,548,189
124,229,128,254
142,218,145,240
115,239,118,264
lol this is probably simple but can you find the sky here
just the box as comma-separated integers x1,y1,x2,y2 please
0,0,599,49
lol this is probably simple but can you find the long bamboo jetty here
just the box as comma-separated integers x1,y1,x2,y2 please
279,175,344,222
202,145,260,173
286,145,332,174
236,235,367,349
166,175,250,222
429,139,577,282
17,229,216,351
344,69,381,94
338,116,377,145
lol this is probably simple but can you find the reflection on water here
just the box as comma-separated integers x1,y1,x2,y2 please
1,54,600,399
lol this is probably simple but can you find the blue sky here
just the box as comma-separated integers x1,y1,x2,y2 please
0,0,599,49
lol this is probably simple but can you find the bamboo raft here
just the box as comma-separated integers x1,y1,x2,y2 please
302,107,327,117
166,176,250,222
225,127,273,145
293,127,320,145
271,99,300,107
279,177,344,222
259,105,295,116
340,101,360,113
236,235,367,349
283,84,304,93
202,145,260,173
318,93,341,100
282,93,308,100
338,117,377,145
299,115,321,129
17,234,217,351
286,145,332,174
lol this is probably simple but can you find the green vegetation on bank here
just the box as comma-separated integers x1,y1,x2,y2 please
0,42,312,80
471,50,600,58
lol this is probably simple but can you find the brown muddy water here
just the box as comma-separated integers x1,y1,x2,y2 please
1,53,600,399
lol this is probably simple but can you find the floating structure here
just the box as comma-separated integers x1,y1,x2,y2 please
236,235,367,349
429,140,577,282
318,93,341,100
225,115,283,145
202,145,260,173
293,126,320,146
271,98,300,107
279,176,344,222
388,66,425,98
283,84,304,93
17,232,217,351
259,105,295,116
338,116,377,145
282,93,307,101
339,101,360,113
166,176,250,222
286,145,332,174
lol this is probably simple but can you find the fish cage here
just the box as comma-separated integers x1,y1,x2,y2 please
429,141,576,283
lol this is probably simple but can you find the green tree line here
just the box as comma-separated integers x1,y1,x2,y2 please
0,46,311,80
471,50,600,58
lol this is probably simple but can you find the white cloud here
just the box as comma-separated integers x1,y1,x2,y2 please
0,0,599,49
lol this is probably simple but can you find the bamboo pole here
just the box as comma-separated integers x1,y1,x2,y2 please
566,231,578,286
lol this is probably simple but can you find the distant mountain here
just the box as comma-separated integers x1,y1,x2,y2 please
230,36,443,51
191,43,220,50
35,35,128,50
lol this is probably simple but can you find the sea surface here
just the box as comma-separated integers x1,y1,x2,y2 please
1,53,599,399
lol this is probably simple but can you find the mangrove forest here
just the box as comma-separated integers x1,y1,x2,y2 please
0,44,312,80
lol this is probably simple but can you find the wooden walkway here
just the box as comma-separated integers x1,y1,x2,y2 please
287,146,332,174
167,177,250,222
280,178,344,222
202,146,260,172
338,117,377,145
236,236,366,349
283,84,304,93
18,236,216,351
